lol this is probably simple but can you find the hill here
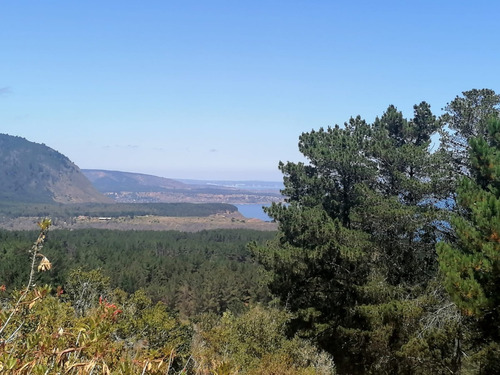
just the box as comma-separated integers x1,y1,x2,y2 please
0,134,112,204
83,169,188,192
82,169,283,204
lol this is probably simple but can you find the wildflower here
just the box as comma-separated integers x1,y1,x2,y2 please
37,218,51,231
37,256,52,272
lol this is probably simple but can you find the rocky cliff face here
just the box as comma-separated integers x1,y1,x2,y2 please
0,134,112,203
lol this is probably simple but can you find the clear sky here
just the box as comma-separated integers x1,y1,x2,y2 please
1,1,499,181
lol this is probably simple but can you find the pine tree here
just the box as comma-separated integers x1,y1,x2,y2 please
362,102,445,285
254,103,450,373
438,117,500,320
439,89,500,181
437,117,500,372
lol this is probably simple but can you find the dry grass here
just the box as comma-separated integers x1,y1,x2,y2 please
0,212,277,232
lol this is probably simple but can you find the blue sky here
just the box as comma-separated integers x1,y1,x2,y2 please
1,1,499,181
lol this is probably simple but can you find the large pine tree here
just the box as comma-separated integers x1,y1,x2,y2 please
253,102,451,373
438,117,500,331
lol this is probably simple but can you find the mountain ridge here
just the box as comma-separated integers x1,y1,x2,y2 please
0,132,282,205
0,134,112,204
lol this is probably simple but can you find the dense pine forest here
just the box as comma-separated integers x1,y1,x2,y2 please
1,88,500,374
0,202,237,219
0,228,274,317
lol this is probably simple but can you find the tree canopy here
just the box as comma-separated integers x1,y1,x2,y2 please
254,89,500,374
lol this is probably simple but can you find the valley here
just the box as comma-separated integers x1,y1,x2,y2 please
82,169,283,204
0,136,282,231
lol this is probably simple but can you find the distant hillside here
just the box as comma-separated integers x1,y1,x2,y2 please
83,169,187,192
82,170,283,204
0,134,112,204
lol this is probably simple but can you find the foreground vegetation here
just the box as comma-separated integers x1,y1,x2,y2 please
1,88,500,373
0,223,333,374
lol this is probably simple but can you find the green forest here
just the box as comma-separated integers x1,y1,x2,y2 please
0,202,237,219
1,88,500,374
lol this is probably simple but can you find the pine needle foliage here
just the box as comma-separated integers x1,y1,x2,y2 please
438,118,500,324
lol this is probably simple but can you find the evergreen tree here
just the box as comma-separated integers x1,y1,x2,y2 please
254,103,450,373
276,116,375,229
437,118,500,351
439,89,500,180
365,103,446,285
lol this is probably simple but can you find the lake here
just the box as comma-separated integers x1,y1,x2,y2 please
235,204,273,221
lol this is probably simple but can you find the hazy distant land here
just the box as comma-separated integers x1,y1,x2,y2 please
0,134,281,231
82,169,284,205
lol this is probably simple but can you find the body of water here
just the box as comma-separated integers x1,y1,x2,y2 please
235,204,273,221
